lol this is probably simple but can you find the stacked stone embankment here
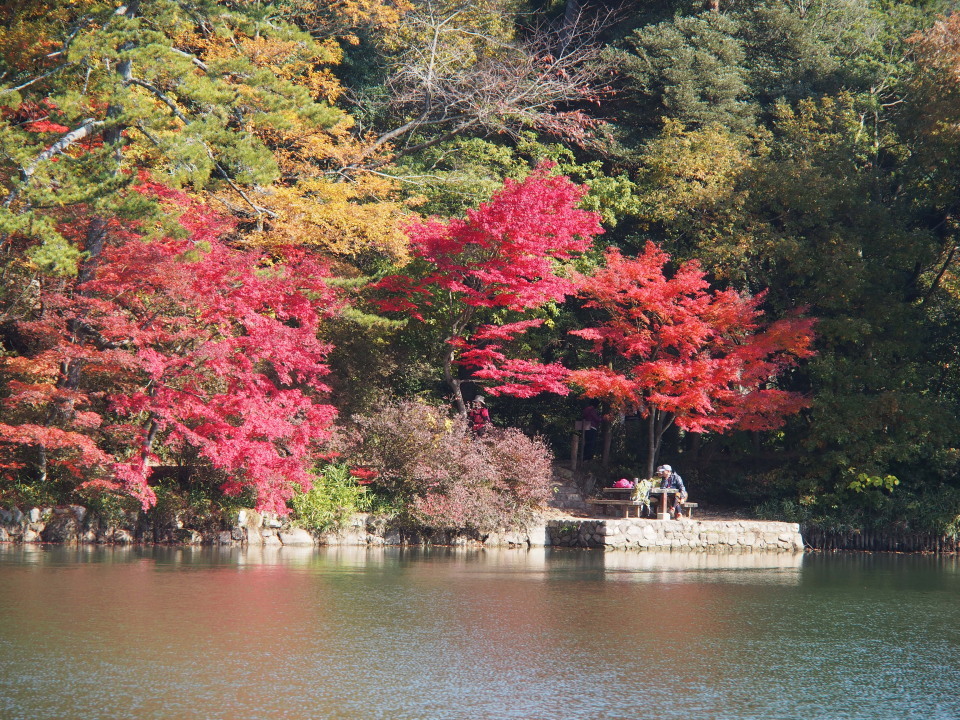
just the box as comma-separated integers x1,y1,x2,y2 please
547,518,804,552
1,505,803,552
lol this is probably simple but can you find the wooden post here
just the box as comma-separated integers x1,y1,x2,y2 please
570,423,580,468
601,418,613,468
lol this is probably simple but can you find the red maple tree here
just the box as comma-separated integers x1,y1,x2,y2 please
0,184,339,514
568,243,817,476
374,164,603,411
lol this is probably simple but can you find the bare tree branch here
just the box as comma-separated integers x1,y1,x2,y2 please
203,145,277,224
922,240,958,305
125,77,189,124
352,5,614,171
4,118,105,209
170,47,209,72
0,63,75,95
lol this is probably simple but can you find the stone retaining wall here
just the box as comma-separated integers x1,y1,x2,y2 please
1,505,803,552
547,518,804,552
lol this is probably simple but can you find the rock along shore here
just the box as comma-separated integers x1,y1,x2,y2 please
0,505,803,552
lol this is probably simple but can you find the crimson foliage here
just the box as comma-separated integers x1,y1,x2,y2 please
569,243,817,474
0,184,339,514
374,164,603,410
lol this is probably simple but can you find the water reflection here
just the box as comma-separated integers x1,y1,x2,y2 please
0,542,805,573
1,545,958,720
601,549,804,584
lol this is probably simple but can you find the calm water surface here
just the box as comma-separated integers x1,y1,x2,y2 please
0,544,957,720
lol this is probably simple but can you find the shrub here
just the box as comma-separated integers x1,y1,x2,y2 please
78,486,139,529
337,398,554,532
289,463,381,533
141,478,257,534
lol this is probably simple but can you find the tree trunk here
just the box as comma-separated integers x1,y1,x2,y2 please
560,0,581,49
77,216,107,285
601,417,613,468
644,408,676,477
37,445,47,485
443,342,466,415
140,413,160,465
689,431,701,468
646,413,656,478
28,0,139,483
58,217,108,393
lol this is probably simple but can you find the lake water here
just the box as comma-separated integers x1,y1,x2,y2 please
0,545,957,720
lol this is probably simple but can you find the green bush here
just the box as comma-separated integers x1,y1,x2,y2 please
289,463,383,533
76,486,139,528
142,477,257,533
0,471,76,509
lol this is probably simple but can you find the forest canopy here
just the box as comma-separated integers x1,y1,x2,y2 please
2,0,960,535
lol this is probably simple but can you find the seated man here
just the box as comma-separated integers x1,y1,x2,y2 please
656,464,688,519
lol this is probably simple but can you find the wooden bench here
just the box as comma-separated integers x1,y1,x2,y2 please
588,499,699,519
587,498,652,518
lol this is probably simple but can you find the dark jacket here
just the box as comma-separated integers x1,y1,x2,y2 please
660,472,686,495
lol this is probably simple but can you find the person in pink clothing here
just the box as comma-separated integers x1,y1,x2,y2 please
467,395,491,435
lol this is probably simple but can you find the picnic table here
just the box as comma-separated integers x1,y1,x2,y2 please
649,487,698,519
603,486,636,498
583,485,647,518
587,485,698,520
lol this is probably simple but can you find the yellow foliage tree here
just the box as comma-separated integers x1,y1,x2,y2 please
634,120,765,280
